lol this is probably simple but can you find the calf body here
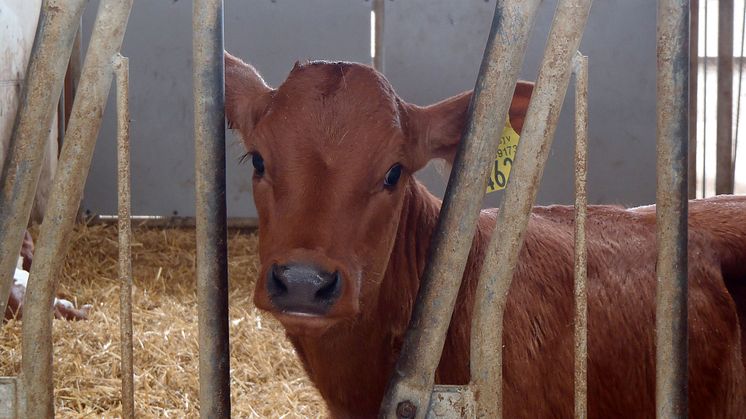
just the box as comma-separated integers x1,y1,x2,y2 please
224,52,746,417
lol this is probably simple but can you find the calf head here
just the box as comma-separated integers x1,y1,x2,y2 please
225,52,532,336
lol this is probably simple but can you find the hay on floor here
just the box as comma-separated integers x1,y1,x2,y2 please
0,224,326,418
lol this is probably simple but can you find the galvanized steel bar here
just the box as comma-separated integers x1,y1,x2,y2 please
572,52,589,419
373,0,385,72
20,1,133,417
380,1,542,417
716,0,734,194
193,1,231,417
688,0,698,199
470,1,593,417
655,0,689,416
114,54,135,419
0,0,86,330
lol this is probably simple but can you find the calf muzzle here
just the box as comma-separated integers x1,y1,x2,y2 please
267,263,342,315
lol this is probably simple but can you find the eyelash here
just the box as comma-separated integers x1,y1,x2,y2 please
239,151,252,164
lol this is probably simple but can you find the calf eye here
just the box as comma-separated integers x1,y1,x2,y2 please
252,152,265,176
384,163,402,188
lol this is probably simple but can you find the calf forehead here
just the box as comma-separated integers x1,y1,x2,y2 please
260,62,405,152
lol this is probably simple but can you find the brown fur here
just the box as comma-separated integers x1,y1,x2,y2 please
225,52,746,418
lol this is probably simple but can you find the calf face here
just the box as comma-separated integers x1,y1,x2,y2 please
225,52,532,335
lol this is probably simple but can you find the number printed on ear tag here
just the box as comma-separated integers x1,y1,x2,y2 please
486,119,520,193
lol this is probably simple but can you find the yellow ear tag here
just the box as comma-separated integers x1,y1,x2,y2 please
486,118,520,193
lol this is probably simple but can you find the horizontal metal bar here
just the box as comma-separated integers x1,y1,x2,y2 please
379,1,542,417
655,0,689,416
193,0,231,417
20,1,134,417
469,0,594,417
86,215,259,229
0,0,87,336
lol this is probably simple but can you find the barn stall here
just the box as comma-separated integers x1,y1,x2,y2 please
0,0,743,417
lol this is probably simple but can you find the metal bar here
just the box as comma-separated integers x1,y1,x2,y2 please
20,1,134,417
716,0,734,194
114,54,135,419
572,52,589,419
379,1,543,417
688,0,698,199
0,0,86,332
193,1,231,417
702,0,708,197
733,0,746,182
470,0,593,417
655,0,689,416
86,215,259,229
373,0,385,72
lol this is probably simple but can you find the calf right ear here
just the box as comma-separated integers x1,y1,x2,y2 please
224,52,274,135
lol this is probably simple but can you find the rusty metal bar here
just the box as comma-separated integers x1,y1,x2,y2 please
20,1,133,417
0,0,86,332
688,0,698,199
572,52,589,419
379,1,543,417
114,54,135,419
470,1,593,417
655,0,689,416
193,0,231,417
716,0,734,194
373,0,385,72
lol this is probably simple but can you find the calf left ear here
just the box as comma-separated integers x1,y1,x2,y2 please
404,81,534,166
225,51,275,136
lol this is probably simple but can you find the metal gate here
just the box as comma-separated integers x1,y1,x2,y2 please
0,0,689,417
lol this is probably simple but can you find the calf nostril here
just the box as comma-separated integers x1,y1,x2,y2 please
267,264,288,296
315,270,342,301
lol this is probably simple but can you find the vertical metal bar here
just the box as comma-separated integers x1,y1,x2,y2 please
733,0,746,181
572,52,589,419
470,1,593,417
114,54,135,419
373,0,385,72
193,1,231,417
0,0,86,330
688,0,698,199
380,1,543,417
716,0,734,194
20,1,133,417
702,0,708,197
655,0,689,416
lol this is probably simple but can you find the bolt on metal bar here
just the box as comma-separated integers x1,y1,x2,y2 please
114,54,135,419
373,0,385,72
716,0,734,194
572,52,589,419
193,1,231,417
20,1,134,417
379,1,543,417
470,1,593,417
655,0,689,417
0,0,86,329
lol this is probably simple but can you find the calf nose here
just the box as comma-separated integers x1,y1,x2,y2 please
267,263,342,315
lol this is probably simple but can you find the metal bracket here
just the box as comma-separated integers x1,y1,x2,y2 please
426,385,475,418
0,377,18,419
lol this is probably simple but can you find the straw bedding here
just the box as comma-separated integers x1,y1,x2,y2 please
0,224,326,418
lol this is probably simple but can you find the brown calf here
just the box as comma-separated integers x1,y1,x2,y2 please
225,52,746,418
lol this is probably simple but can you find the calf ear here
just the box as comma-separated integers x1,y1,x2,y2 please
224,51,274,135
406,81,534,166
